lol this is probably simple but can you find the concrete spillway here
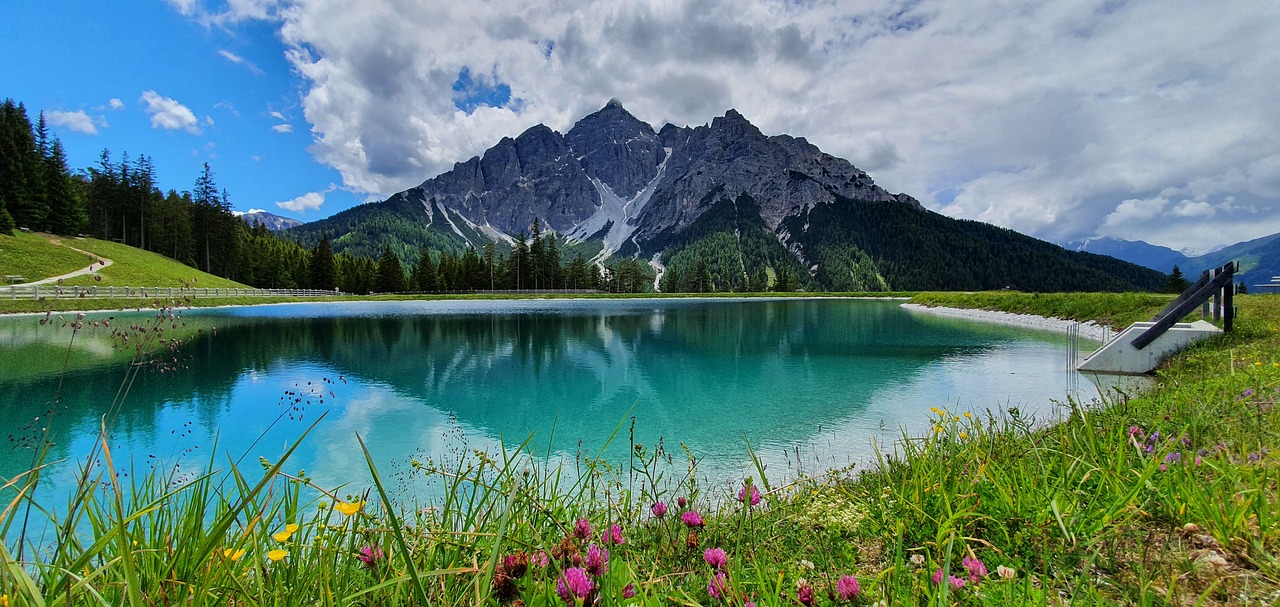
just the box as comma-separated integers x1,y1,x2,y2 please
1077,320,1222,375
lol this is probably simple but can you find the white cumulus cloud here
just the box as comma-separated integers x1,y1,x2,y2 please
140,91,201,134
108,98,124,110
47,110,102,135
178,0,1280,251
272,123,293,133
276,190,326,213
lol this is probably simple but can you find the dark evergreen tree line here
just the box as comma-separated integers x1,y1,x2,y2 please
0,99,87,235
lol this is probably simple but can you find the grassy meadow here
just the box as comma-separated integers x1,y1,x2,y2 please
0,293,1276,606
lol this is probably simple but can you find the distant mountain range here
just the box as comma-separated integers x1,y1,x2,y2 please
235,209,303,231
286,101,1165,292
1066,235,1280,288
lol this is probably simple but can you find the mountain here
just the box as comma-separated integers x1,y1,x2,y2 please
288,102,1166,293
1068,234,1280,289
1065,237,1192,273
235,209,303,231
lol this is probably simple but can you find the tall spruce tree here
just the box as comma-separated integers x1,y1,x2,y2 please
309,235,337,290
375,245,406,293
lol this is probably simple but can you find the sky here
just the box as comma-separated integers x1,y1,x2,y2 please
3,0,1278,253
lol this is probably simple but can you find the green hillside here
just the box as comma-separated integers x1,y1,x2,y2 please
0,231,245,288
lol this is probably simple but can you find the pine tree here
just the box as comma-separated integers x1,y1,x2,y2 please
309,235,338,290
45,137,87,235
1166,265,1189,294
0,202,14,235
413,247,436,291
375,245,406,293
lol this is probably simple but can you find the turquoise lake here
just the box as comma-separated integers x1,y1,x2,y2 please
0,298,1122,520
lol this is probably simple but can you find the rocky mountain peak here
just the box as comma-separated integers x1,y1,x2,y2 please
565,100,665,199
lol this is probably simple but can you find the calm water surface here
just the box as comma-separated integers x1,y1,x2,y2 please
0,298,1119,513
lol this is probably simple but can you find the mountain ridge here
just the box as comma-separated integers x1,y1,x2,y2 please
287,102,1165,293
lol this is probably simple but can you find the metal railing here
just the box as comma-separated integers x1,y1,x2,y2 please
0,285,340,300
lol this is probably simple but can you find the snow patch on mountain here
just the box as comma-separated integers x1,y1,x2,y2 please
566,148,669,263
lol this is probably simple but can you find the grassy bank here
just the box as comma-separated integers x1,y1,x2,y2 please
908,291,1174,330
1,294,1276,605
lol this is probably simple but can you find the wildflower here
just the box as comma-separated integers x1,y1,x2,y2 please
622,583,636,599
704,547,728,569
997,565,1016,579
1159,463,1167,472
222,547,246,561
273,523,299,542
1195,455,1203,466
1255,361,1263,366
963,411,972,418
909,553,925,566
603,523,626,545
357,545,385,568
555,568,594,605
334,500,362,516
504,551,530,578
933,569,965,589
738,483,761,506
574,518,593,540
651,501,668,518
585,544,609,577
800,559,814,570
682,510,704,528
933,425,943,433
677,496,688,509
267,549,288,562
1128,425,1142,437
962,555,987,583
795,578,815,606
708,571,731,600
1164,452,1182,464
1249,452,1262,462
958,432,968,439
836,575,860,601
533,550,550,568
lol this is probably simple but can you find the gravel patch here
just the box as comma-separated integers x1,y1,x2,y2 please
900,303,1113,342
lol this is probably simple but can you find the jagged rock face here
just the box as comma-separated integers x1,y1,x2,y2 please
564,99,666,200
632,109,910,249
388,101,916,246
406,124,599,234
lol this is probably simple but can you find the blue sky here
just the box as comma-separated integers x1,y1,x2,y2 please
4,0,1278,252
1,1,358,216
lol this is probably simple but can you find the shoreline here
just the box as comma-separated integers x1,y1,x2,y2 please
0,293,914,318
900,302,1114,342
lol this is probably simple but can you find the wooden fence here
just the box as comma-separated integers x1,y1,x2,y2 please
0,285,340,300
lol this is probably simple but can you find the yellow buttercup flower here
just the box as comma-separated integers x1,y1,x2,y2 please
959,433,968,439
963,412,971,419
1255,361,1263,366
273,531,292,542
286,523,299,534
222,548,246,561
268,549,288,562
2,593,9,607
335,500,363,516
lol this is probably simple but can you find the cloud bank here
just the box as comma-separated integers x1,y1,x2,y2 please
189,0,1280,251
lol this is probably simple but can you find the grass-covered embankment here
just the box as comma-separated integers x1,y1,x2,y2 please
909,290,1174,330
1,293,1276,605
